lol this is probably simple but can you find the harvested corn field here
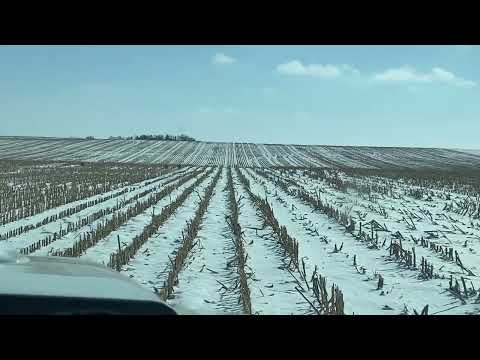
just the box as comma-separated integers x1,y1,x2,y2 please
1,136,480,170
2,157,480,314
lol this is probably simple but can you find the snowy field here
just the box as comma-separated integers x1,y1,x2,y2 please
1,154,480,314
1,136,480,169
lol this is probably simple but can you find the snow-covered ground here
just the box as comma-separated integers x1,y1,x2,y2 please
233,171,304,314
2,158,480,314
250,167,480,314
0,168,195,254
120,169,217,293
166,168,243,314
79,170,206,265
0,167,186,238
2,136,480,169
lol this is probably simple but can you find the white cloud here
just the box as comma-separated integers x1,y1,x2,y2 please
373,66,476,87
276,60,476,88
277,60,359,78
212,53,236,65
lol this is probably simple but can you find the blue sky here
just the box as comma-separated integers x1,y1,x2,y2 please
0,45,478,148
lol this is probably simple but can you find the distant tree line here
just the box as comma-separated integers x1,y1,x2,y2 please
105,134,196,142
